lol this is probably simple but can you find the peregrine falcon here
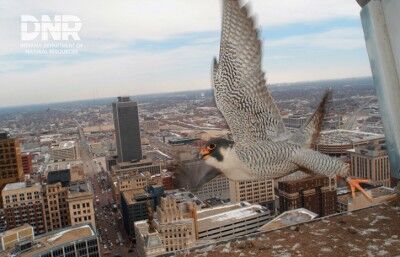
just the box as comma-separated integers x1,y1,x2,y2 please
199,0,372,200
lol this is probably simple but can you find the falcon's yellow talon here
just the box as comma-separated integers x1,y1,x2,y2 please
346,178,373,202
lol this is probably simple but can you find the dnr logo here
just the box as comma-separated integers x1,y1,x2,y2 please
21,15,82,41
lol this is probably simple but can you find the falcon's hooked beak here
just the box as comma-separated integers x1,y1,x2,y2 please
200,147,211,160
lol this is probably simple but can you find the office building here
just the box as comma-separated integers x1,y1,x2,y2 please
196,201,273,241
112,96,142,162
2,181,47,235
50,141,79,161
112,171,152,203
349,142,392,187
105,155,118,171
137,194,199,255
135,221,166,257
282,115,308,128
0,133,24,204
135,197,272,257
0,224,99,257
358,0,400,179
122,192,154,237
142,117,159,133
315,129,384,157
43,182,70,232
229,178,275,210
278,175,337,217
0,209,6,233
150,171,174,191
67,181,96,229
21,152,33,174
165,189,205,208
111,160,161,176
121,186,164,237
195,175,230,201
46,160,85,187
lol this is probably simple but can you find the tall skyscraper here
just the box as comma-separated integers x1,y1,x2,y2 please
112,96,142,162
0,132,24,207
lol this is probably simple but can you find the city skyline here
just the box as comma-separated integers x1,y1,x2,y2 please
0,0,371,107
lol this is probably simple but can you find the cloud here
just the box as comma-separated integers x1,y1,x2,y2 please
0,0,360,55
0,42,217,106
0,0,367,107
268,28,365,50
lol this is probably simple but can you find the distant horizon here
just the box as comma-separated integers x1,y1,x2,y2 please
0,0,370,107
0,75,372,110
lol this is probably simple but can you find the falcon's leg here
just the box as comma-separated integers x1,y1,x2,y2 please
291,149,373,201
345,177,373,201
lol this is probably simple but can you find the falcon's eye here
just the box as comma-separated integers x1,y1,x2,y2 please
208,144,216,150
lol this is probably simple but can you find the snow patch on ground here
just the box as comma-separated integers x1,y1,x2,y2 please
320,247,332,252
291,243,300,251
221,242,231,253
359,228,379,235
370,215,390,225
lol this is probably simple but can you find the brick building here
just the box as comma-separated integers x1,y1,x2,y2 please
1,181,47,235
0,133,24,206
278,175,337,217
21,152,33,174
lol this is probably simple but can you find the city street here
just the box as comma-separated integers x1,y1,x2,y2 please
90,173,135,256
78,124,136,257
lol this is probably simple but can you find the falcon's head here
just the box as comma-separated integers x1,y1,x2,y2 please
200,138,234,162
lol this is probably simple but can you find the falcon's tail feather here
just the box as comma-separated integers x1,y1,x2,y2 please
290,90,331,148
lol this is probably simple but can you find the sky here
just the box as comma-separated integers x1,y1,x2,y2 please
0,0,371,107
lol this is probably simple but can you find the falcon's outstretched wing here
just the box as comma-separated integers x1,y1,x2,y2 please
213,0,285,144
289,90,331,147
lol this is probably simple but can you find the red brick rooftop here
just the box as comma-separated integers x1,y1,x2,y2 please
181,198,400,257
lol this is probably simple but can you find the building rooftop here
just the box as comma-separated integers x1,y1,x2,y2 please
114,159,157,171
2,181,40,191
0,132,9,140
182,198,400,257
317,129,384,145
3,224,96,257
165,189,205,207
338,186,397,205
197,202,269,226
51,140,76,150
0,224,33,238
47,169,71,187
46,160,83,173
259,208,318,232
122,190,151,205
68,181,92,194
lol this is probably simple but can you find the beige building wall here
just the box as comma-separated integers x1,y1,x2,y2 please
195,175,230,201
349,145,391,187
155,197,196,253
112,171,161,202
67,185,95,228
135,221,166,257
50,141,79,161
2,182,47,234
229,178,274,205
